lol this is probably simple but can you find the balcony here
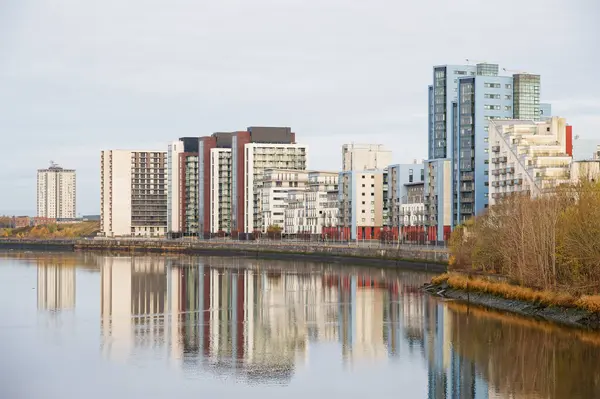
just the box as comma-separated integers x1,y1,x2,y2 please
491,169,500,176
492,145,500,153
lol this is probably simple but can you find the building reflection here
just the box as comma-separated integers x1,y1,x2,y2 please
37,263,76,311
100,257,167,361
98,256,434,383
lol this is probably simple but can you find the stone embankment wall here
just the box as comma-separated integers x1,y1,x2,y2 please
0,239,448,272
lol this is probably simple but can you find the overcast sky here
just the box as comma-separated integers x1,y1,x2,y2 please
1,0,598,215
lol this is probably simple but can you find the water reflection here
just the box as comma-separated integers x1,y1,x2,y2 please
37,263,76,311
18,253,600,397
96,256,435,384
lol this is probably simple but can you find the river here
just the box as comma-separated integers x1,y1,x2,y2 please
0,251,599,398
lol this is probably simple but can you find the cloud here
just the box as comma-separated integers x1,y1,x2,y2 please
0,0,598,213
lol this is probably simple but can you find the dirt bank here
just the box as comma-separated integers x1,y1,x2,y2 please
423,282,600,330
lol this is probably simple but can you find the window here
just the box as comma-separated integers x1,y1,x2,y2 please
371,175,374,179
361,218,365,222
506,84,512,89
362,175,365,179
505,106,512,111
505,95,512,100
371,184,374,187
362,184,365,187
362,210,365,213
484,83,501,88
371,192,375,196
362,193,365,196
362,201,365,205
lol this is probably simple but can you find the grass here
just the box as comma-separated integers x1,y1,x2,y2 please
433,273,600,313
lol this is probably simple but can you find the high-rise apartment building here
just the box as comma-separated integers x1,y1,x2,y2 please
198,133,233,236
231,127,307,236
37,162,76,219
167,138,199,236
428,62,551,226
454,65,514,222
209,147,232,234
100,150,167,237
388,163,424,236
342,144,392,171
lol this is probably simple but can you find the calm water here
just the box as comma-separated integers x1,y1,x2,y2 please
1,252,599,398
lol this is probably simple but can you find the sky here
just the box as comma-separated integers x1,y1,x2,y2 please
1,0,599,215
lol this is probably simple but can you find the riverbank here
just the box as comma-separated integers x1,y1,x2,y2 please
0,238,449,272
425,273,600,330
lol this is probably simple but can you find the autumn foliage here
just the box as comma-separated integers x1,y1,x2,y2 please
449,180,600,295
0,221,100,239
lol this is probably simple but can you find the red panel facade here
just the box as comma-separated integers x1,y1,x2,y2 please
566,125,573,157
232,131,250,235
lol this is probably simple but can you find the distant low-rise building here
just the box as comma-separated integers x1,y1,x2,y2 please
13,216,31,228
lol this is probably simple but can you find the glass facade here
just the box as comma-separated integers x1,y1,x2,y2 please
513,74,541,121
197,141,205,233
433,67,448,159
185,155,199,235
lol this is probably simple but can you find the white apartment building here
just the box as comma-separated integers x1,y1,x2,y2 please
244,143,308,233
284,191,306,235
338,170,385,240
209,148,232,233
100,150,167,237
37,163,76,219
306,171,339,234
489,117,572,205
400,183,425,227
342,143,392,172
260,168,309,232
283,171,339,236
